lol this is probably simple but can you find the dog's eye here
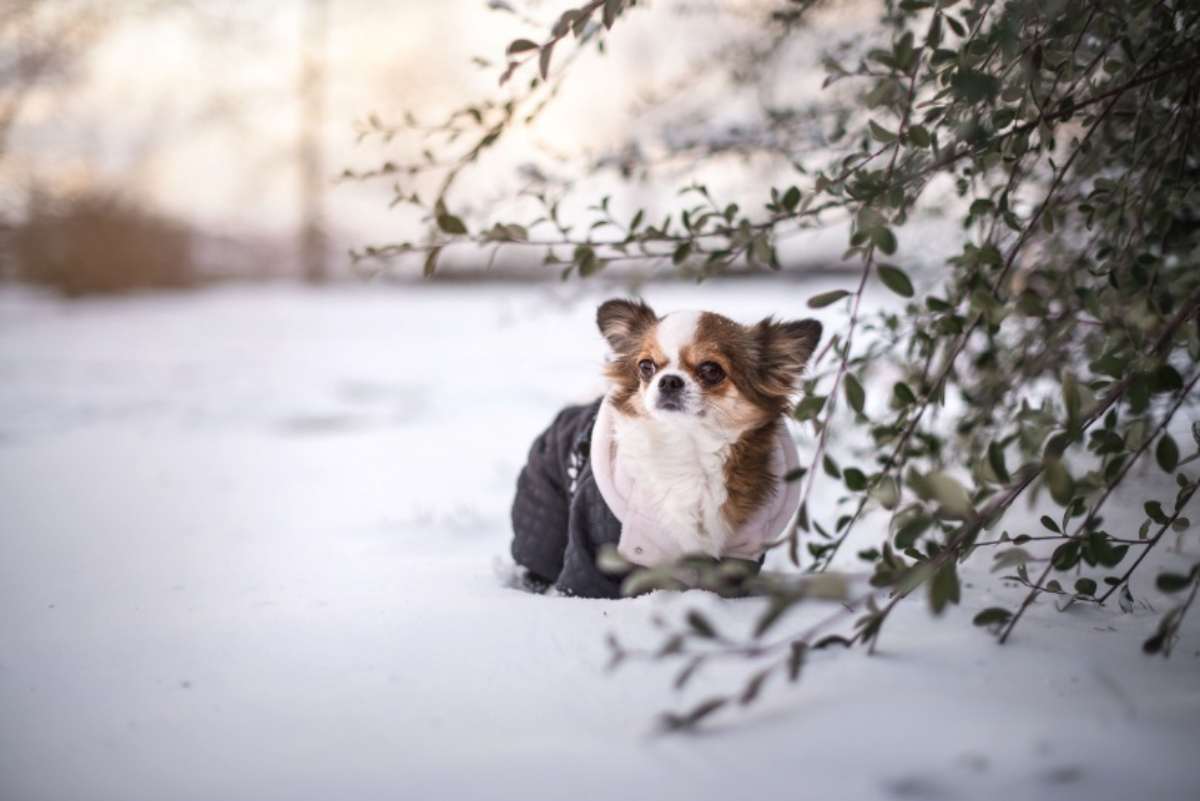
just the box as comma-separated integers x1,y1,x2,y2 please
637,359,656,380
697,362,725,385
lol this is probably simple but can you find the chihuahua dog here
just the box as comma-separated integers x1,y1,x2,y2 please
510,298,821,598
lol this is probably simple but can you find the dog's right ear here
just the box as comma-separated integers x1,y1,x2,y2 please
596,298,658,353
750,317,823,399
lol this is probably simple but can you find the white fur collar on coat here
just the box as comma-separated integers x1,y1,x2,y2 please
589,393,802,567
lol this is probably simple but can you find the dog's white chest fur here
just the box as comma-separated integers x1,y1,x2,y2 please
611,414,735,557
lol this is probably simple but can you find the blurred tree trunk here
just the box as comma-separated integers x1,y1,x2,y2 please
298,0,328,284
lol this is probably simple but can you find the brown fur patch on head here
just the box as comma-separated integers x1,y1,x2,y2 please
688,313,821,529
689,312,777,431
689,312,821,421
597,299,659,416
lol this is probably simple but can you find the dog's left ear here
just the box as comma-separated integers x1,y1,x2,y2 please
752,317,822,395
597,298,658,354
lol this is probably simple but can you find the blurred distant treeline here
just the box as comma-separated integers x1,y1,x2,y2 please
2,191,195,296
0,189,300,296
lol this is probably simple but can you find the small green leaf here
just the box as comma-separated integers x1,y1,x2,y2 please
1044,459,1074,506
951,68,1000,103
1051,540,1081,571
538,42,555,79
602,0,623,29
907,124,931,147
739,669,771,706
988,441,1011,484
970,198,995,216
843,467,868,491
795,501,810,533
823,454,841,479
871,476,900,510
926,471,974,519
929,560,961,615
793,394,826,421
812,634,852,649
1155,572,1192,593
877,264,914,297
787,642,806,681
672,242,692,265
750,233,773,267
686,610,717,638
783,466,808,483
991,107,1016,129
973,607,1011,626
1074,578,1097,596
1150,364,1183,392
808,289,851,308
660,697,728,731
871,227,898,255
422,246,441,277
894,513,932,549
844,374,866,415
1043,432,1071,461
506,38,539,55
991,547,1032,573
436,213,468,235
1144,500,1168,524
869,120,897,142
1156,434,1179,473
575,245,601,277
781,186,801,211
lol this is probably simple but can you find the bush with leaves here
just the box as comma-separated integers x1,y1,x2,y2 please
353,0,1200,728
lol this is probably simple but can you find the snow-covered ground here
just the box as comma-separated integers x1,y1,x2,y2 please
1,282,1197,801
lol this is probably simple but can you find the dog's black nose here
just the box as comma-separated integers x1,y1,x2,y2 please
659,374,684,393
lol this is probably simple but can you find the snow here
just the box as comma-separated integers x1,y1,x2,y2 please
1,282,1197,801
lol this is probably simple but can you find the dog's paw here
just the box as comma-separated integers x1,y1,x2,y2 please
493,558,553,594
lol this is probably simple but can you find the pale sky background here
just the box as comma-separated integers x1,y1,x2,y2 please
3,0,881,276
